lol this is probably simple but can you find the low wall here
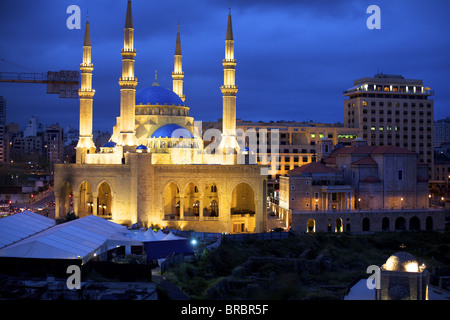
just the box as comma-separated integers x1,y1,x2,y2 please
291,209,445,233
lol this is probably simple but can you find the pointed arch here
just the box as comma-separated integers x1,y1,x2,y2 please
163,181,181,220
230,182,256,215
97,181,112,217
78,180,94,217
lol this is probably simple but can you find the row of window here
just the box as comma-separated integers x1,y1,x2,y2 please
362,138,433,149
364,131,432,140
360,118,432,124
356,109,432,116
364,125,432,132
355,101,432,108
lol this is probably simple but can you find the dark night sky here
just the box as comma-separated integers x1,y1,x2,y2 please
1,0,449,133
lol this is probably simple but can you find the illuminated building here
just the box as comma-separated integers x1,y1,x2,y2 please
377,252,429,300
54,1,267,234
344,73,434,179
203,119,360,193
278,139,445,233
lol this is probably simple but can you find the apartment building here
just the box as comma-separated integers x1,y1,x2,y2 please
343,74,434,179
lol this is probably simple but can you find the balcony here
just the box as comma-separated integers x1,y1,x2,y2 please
343,86,434,96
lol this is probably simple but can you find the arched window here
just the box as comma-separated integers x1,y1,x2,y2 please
193,201,200,216
307,219,315,233
97,181,112,217
210,200,218,217
335,218,343,233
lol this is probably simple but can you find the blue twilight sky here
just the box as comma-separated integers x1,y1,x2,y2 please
0,0,449,132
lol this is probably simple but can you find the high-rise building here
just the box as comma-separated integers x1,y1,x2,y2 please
44,123,64,164
343,74,434,179
434,117,450,148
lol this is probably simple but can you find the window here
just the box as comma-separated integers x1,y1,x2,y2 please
398,169,403,180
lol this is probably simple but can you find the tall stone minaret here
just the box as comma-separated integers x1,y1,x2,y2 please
117,0,138,147
172,24,185,102
218,6,239,154
76,13,96,163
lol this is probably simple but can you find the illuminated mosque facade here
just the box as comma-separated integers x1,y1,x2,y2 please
54,1,267,233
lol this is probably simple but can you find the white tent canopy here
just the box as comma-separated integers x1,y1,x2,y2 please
0,211,55,249
162,231,184,241
0,215,142,264
131,229,185,242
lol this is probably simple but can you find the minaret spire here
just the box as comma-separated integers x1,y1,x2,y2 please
172,23,185,102
218,5,239,155
76,13,96,163
117,0,138,147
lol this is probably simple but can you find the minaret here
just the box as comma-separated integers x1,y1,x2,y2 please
172,24,185,102
218,5,239,154
117,0,138,147
76,12,96,163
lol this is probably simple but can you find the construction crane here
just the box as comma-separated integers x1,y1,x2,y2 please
0,58,80,99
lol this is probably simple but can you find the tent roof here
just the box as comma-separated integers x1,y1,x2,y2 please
163,232,185,241
0,215,141,263
0,211,55,249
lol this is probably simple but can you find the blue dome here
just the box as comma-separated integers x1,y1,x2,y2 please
136,86,184,106
151,124,194,138
103,141,116,148
136,144,148,150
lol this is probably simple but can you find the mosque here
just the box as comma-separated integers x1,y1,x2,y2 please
54,1,267,233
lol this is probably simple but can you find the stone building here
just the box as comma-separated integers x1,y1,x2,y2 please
54,1,267,234
278,139,445,233
376,252,429,300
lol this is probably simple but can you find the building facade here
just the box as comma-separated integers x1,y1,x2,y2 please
278,139,444,233
343,74,434,179
54,1,267,234
434,117,450,148
203,119,360,193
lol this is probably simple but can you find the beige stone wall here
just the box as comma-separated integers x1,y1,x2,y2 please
54,156,267,234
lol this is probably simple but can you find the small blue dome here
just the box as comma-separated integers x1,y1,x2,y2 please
151,124,193,138
136,86,184,106
103,141,116,148
136,144,148,150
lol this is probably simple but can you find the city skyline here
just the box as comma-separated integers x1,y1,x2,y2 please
1,0,449,132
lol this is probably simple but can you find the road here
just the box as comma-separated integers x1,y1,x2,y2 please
13,190,55,218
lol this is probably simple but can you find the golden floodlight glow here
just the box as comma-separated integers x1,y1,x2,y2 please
405,262,419,272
